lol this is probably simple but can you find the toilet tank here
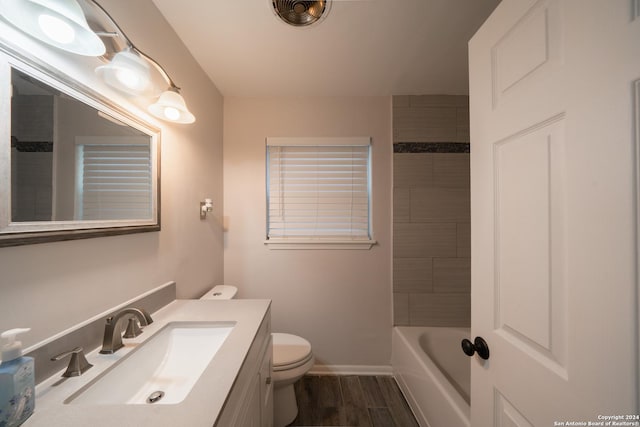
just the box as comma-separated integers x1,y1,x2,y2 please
200,285,238,300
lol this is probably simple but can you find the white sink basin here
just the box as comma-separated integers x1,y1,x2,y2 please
66,321,235,405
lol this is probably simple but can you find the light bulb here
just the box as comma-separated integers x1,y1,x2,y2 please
115,68,141,90
0,0,105,55
38,13,75,44
163,107,180,121
148,89,195,124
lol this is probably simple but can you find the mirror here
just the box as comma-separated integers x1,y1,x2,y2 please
0,47,160,247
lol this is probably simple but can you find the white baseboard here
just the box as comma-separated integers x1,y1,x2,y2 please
308,364,393,376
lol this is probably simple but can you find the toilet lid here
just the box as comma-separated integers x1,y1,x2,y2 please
272,333,312,368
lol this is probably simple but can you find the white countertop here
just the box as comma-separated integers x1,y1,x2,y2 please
24,299,271,427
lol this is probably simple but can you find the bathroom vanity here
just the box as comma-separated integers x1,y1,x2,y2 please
24,299,272,427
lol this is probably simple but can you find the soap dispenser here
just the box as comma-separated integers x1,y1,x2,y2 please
0,328,34,427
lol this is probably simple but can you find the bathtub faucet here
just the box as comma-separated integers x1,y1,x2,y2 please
99,307,153,354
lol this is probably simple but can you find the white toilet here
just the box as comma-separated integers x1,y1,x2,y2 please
200,285,314,427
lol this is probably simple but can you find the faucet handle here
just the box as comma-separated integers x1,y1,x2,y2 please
51,347,93,377
100,307,153,354
139,308,153,326
123,317,143,338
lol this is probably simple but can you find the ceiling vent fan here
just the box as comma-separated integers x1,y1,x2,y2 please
272,0,330,27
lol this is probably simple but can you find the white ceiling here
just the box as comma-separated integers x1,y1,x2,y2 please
151,0,500,97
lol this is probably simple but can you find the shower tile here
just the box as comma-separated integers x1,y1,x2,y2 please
455,127,470,143
410,188,470,222
393,293,410,325
457,222,471,257
393,153,433,188
393,223,457,258
392,94,471,329
433,153,470,188
392,95,410,107
409,95,468,107
393,188,410,223
456,106,470,126
409,293,471,327
394,127,458,143
393,100,461,143
394,106,457,129
456,107,471,143
393,258,433,293
433,258,471,293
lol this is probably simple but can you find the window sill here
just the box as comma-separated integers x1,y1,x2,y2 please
264,239,377,250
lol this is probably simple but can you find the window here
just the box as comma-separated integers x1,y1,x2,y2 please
75,137,153,221
266,137,375,249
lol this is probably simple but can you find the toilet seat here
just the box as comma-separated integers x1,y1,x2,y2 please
273,352,314,372
272,333,312,372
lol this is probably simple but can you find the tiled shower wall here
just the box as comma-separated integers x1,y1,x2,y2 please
11,95,54,222
393,95,471,326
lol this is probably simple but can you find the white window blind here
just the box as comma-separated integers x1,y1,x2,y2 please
266,137,372,243
76,143,152,220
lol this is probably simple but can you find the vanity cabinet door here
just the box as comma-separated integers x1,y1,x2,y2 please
216,310,272,427
259,336,273,427
236,372,262,427
237,337,273,427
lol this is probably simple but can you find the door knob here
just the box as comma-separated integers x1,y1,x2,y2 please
461,336,490,360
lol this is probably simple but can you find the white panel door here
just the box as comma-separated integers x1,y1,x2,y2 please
469,0,639,425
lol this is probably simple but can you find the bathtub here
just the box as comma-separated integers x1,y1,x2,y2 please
392,326,471,427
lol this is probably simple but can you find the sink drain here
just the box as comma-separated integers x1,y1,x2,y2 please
146,390,165,404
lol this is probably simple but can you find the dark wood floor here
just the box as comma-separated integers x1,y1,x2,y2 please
288,375,419,427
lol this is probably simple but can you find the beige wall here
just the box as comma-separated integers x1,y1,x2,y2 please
224,97,393,367
0,0,224,349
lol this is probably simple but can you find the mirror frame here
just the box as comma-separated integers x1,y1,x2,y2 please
0,44,161,248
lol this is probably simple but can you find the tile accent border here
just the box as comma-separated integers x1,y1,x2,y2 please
25,282,176,384
11,137,54,152
394,142,470,153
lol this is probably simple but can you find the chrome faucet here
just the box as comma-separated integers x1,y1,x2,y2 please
99,307,153,354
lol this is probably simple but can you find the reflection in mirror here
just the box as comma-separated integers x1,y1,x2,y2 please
11,69,153,223
0,49,160,247
11,69,152,222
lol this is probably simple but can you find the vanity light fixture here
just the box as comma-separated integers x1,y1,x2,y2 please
0,0,106,56
0,0,196,124
200,199,213,219
149,87,195,124
88,0,196,124
95,47,151,96
87,0,196,124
